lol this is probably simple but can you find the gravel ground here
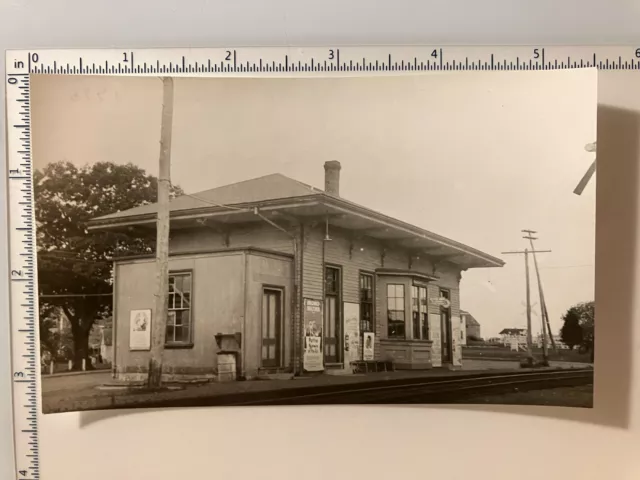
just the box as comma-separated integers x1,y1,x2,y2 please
452,384,594,408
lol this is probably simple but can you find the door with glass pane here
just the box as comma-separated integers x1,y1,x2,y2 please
440,289,452,363
324,266,341,364
261,288,283,368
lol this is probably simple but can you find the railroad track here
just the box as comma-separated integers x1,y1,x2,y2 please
227,369,592,406
132,368,593,408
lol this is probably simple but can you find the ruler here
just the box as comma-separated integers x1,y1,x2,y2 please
5,45,640,76
2,44,636,479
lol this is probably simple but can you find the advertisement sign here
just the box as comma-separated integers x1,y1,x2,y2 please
303,298,324,372
429,313,442,367
343,302,360,366
129,309,151,350
429,296,451,309
363,332,375,361
451,315,462,367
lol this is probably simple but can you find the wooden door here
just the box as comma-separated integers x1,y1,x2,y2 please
440,289,452,363
262,288,283,368
324,266,341,364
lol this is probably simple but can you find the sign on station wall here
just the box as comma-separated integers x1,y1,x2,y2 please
363,333,375,361
343,302,361,367
303,298,324,372
451,315,463,367
129,309,152,351
429,313,442,367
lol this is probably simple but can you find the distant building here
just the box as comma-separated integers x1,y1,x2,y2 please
460,310,481,343
535,333,570,350
499,328,528,347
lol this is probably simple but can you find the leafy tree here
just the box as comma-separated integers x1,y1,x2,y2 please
39,305,61,362
560,307,583,350
576,301,595,362
560,301,595,361
35,161,183,370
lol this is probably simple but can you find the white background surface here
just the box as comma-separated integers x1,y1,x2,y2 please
2,2,640,479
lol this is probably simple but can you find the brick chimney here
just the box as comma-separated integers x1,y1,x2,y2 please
324,160,341,196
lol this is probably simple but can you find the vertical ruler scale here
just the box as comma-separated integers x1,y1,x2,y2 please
3,45,638,479
6,52,39,480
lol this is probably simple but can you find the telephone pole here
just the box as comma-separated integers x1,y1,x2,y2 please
502,247,551,363
522,230,557,355
148,77,174,388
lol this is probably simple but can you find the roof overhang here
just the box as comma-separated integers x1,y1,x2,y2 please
87,193,505,270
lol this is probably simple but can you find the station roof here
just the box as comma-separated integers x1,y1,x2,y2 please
87,173,505,270
499,328,527,335
460,311,481,326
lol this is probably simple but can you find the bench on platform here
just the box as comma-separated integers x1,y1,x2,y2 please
350,360,395,374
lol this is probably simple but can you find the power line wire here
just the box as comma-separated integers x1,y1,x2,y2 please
538,264,593,270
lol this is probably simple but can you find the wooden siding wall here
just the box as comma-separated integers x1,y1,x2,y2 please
170,224,295,255
169,221,464,368
301,223,463,363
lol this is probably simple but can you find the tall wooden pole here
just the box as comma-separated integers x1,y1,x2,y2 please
502,247,552,363
524,249,533,358
522,230,556,355
148,77,174,388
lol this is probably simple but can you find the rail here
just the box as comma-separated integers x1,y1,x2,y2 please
222,369,593,406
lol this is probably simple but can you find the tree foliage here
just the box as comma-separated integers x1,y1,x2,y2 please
35,161,183,368
560,308,583,350
560,301,595,360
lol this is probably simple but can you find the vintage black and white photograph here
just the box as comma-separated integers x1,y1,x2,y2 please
31,69,597,414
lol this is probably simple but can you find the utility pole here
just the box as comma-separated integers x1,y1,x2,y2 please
148,77,174,388
502,247,552,364
522,230,557,355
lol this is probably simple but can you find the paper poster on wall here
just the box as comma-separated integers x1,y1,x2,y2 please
129,309,151,350
363,332,375,361
429,313,442,367
451,315,462,367
303,298,324,372
343,302,360,366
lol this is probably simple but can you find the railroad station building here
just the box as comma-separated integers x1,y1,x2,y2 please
88,161,504,382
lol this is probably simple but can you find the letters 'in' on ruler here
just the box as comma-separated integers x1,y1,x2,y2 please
5,45,639,479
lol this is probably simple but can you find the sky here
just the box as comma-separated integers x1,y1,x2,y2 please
30,69,598,339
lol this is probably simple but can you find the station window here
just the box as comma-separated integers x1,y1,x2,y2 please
387,284,405,339
166,271,193,345
360,273,374,333
412,285,428,340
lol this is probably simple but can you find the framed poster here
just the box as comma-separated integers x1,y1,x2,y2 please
363,332,375,361
129,309,151,351
451,315,462,366
303,298,323,372
343,302,360,365
429,313,442,367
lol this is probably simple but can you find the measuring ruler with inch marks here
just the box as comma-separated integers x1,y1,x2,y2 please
3,44,637,479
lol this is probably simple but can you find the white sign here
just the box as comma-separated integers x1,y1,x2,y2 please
451,315,462,367
429,297,451,309
429,314,442,367
363,333,375,361
343,302,360,366
129,309,151,350
303,298,324,372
